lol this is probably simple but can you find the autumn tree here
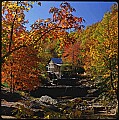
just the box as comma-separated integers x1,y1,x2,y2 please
93,4,118,108
62,31,82,67
79,3,118,108
1,1,41,63
1,1,41,92
30,2,85,50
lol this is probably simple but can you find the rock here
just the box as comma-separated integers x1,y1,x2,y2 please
47,104,60,112
39,95,58,105
1,115,16,119
69,97,83,103
1,105,17,116
30,100,42,109
32,109,44,118
1,91,23,102
30,96,60,113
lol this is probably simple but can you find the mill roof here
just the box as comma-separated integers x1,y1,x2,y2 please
51,58,63,64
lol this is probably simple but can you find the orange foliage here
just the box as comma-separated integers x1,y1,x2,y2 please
2,46,41,91
2,1,41,92
62,42,81,65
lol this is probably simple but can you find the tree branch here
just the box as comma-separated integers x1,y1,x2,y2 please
1,45,27,64
31,26,78,45
9,1,18,52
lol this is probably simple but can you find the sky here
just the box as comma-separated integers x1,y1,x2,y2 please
24,1,117,31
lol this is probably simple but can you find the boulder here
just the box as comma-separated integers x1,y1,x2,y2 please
39,95,58,105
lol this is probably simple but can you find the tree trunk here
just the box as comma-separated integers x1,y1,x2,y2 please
109,60,115,92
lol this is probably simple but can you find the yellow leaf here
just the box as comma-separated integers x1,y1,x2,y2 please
8,25,11,30
44,115,50,119
27,7,31,10
8,5,13,9
18,18,21,22
31,2,34,4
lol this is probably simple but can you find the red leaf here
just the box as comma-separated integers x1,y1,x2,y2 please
78,17,82,23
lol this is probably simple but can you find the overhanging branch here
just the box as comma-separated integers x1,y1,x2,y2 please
1,45,27,64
